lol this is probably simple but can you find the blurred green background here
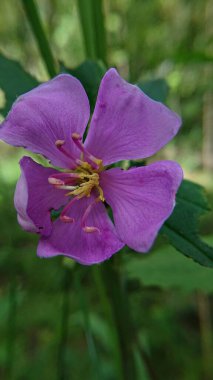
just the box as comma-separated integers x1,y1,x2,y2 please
0,1,212,379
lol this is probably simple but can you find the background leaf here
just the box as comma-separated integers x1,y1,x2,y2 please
124,239,213,293
161,180,213,268
137,78,169,103
0,54,39,116
61,60,106,110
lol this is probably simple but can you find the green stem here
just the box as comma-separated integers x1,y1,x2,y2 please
57,269,71,380
74,268,101,380
77,0,107,64
136,345,159,380
101,258,137,380
91,0,107,64
92,266,124,380
22,0,57,77
77,0,97,60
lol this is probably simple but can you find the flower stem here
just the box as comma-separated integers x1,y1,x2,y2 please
22,0,57,78
101,258,137,380
92,266,124,380
74,267,102,380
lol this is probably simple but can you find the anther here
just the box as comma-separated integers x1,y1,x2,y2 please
72,133,81,140
60,215,74,223
48,177,64,185
83,226,100,233
55,139,65,147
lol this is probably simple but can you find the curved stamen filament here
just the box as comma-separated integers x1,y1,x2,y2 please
72,133,103,170
60,196,80,223
81,198,101,233
58,185,78,191
55,139,76,164
49,172,82,180
48,172,82,188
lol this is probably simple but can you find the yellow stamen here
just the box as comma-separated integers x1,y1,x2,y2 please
64,162,105,201
97,186,104,202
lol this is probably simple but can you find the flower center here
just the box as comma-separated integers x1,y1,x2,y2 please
49,161,104,200
48,133,105,233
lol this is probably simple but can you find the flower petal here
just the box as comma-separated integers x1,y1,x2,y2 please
85,69,181,165
0,74,90,168
15,156,67,236
38,195,124,265
100,161,183,252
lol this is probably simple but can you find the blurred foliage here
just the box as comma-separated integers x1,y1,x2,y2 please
125,238,213,293
0,0,213,379
161,180,213,267
62,59,106,110
0,182,212,380
0,54,39,116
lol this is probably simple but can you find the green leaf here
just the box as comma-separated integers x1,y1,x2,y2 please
137,78,169,103
0,54,39,116
61,60,106,110
125,241,213,293
161,180,213,268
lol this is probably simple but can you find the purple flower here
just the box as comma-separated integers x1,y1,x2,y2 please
0,69,183,264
